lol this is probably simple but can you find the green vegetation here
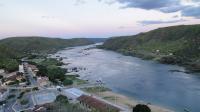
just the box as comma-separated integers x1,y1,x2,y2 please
101,25,200,72
0,75,3,79
0,37,93,54
63,78,73,86
39,58,64,66
43,95,88,112
103,96,116,100
17,91,25,99
133,104,151,112
46,102,88,112
20,99,29,105
0,59,19,72
35,58,69,84
35,58,87,85
55,95,69,104
7,80,19,85
66,75,87,85
82,86,111,93
7,94,16,99
28,58,45,64
36,63,66,83
0,37,93,72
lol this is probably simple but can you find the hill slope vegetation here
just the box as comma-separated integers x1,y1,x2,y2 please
101,25,200,72
0,36,93,72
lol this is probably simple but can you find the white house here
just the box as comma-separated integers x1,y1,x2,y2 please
19,65,24,74
0,69,4,75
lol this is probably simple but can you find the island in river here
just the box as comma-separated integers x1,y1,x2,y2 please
52,44,200,112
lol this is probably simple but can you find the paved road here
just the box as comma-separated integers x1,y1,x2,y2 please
23,62,37,86
27,67,37,86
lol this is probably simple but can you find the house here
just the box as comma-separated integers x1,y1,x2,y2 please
37,77,50,87
3,72,24,85
28,64,39,76
4,72,18,81
0,69,4,75
18,65,24,74
78,95,120,112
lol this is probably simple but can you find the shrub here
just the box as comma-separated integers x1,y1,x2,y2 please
7,94,16,99
55,95,68,104
63,79,73,86
133,104,151,112
20,99,29,105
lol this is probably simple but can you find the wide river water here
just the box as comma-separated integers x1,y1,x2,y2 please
53,44,200,112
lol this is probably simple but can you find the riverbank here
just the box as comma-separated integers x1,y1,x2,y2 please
82,86,173,112
53,44,200,112
99,46,200,73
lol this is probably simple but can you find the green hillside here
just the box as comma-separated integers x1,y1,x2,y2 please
0,36,93,72
101,25,200,72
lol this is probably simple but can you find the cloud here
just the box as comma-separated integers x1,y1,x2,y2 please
104,0,116,5
0,3,4,7
159,5,188,13
41,16,58,20
182,6,200,18
116,0,182,12
108,0,200,18
138,19,187,25
118,26,134,29
172,15,179,18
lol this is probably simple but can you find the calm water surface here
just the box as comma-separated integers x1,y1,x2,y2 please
53,44,200,112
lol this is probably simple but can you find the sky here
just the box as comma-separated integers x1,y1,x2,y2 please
0,0,200,39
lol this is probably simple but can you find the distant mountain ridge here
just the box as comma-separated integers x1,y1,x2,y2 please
87,38,107,43
101,24,200,72
0,36,93,54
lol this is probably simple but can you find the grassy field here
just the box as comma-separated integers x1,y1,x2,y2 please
82,86,111,93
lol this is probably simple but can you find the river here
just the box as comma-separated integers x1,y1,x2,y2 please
52,44,200,112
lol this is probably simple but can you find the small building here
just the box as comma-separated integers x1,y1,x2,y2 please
28,64,39,77
4,73,18,82
37,77,50,87
19,65,24,74
169,53,173,56
78,95,120,112
0,69,4,75
3,72,24,85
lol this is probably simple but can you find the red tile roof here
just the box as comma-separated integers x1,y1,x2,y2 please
78,95,120,112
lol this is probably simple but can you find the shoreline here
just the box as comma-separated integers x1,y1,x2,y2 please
83,87,173,112
100,47,200,74
53,46,178,112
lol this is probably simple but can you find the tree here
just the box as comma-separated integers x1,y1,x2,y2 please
133,104,151,112
36,65,47,77
20,99,29,105
47,67,65,82
0,75,3,79
63,79,73,86
55,95,68,104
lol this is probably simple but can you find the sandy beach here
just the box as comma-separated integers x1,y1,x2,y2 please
90,91,173,112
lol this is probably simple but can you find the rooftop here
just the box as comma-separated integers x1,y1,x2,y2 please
78,95,120,112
